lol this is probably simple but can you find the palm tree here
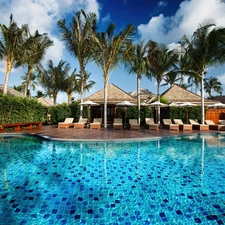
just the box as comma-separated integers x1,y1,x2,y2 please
91,23,135,128
75,71,96,98
58,10,97,118
35,90,47,98
62,69,79,103
0,15,26,94
18,29,53,97
20,70,38,97
37,60,70,105
204,76,223,98
147,40,178,124
124,41,150,124
183,20,225,124
161,71,179,87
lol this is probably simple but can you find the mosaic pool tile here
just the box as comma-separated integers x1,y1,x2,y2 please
0,134,225,224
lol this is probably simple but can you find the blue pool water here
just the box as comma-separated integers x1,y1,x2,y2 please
0,133,225,225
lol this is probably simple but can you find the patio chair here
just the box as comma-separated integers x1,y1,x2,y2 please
189,119,209,131
74,118,87,129
205,120,225,131
113,118,123,130
90,118,102,129
162,119,179,131
58,118,74,129
129,119,140,130
173,119,192,131
145,118,159,130
219,120,225,125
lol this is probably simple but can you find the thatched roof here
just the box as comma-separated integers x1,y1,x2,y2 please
85,83,136,104
129,88,156,101
37,97,54,107
160,84,217,106
0,84,24,98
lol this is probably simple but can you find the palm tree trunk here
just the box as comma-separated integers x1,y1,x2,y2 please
67,93,72,104
24,66,32,97
137,76,140,124
3,59,11,95
157,81,160,124
200,70,205,124
79,66,84,119
104,77,108,128
53,91,57,105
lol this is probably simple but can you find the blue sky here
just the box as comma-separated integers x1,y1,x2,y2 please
1,0,225,103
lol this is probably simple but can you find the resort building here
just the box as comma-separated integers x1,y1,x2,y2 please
84,83,221,123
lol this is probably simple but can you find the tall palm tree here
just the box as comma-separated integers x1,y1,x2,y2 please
204,76,223,98
147,40,178,124
37,60,70,105
183,20,225,124
124,41,150,124
18,29,53,97
58,10,97,118
0,15,26,94
91,23,135,128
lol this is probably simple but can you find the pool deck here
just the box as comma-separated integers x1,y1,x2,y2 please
1,124,220,141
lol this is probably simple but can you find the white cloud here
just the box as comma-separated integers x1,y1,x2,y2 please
0,0,100,101
101,13,111,24
138,0,225,44
158,1,168,8
218,73,225,85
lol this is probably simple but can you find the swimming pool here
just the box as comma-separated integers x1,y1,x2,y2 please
0,133,225,224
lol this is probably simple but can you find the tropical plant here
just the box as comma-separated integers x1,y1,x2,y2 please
182,20,225,123
91,23,135,128
37,60,70,105
20,70,38,97
147,40,178,124
124,41,150,124
204,76,223,97
17,29,53,97
58,10,97,118
0,15,26,94
161,71,179,87
75,71,96,97
35,90,47,98
62,68,79,103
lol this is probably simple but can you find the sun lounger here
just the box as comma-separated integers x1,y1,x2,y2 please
173,119,192,131
205,120,225,131
74,118,87,129
163,119,179,131
58,118,74,129
145,118,159,130
129,119,140,130
189,119,209,131
113,118,123,130
90,118,102,129
219,120,225,125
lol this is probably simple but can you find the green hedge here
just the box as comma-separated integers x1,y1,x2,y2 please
48,102,87,124
117,106,154,125
168,106,204,123
0,94,46,124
